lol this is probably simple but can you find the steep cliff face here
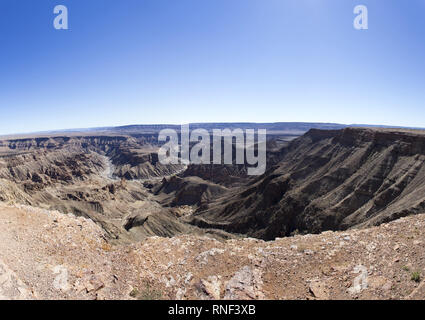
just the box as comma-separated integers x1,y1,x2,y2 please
180,139,289,187
0,149,105,186
2,128,425,244
154,175,228,207
0,135,183,181
110,148,183,180
190,128,425,239
0,136,131,152
0,135,187,242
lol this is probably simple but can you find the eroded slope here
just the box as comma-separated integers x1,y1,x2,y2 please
0,203,424,300
0,135,189,242
190,128,425,239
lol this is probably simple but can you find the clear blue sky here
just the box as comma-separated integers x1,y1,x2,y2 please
0,0,424,134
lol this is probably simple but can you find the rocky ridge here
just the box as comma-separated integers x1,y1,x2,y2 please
190,128,425,239
0,203,424,300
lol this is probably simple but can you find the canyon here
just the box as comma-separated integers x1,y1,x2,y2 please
0,123,424,299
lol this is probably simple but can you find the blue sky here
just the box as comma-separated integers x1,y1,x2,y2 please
0,0,424,134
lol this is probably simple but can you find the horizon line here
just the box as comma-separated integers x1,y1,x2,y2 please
1,121,424,138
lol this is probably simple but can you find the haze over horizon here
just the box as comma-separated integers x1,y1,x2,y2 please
0,121,425,138
1,0,424,135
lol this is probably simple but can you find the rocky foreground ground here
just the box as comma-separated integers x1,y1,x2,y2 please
0,202,424,300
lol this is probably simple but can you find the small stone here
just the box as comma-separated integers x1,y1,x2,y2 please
197,276,222,300
309,281,329,299
85,276,104,293
382,281,393,291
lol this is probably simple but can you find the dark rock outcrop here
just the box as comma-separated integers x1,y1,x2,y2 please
190,128,425,240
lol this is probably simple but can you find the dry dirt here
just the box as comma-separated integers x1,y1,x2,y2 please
0,203,424,300
1,126,425,301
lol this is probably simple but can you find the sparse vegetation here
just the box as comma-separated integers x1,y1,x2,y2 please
137,282,163,300
130,283,163,300
129,288,139,298
402,266,410,272
411,271,421,283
